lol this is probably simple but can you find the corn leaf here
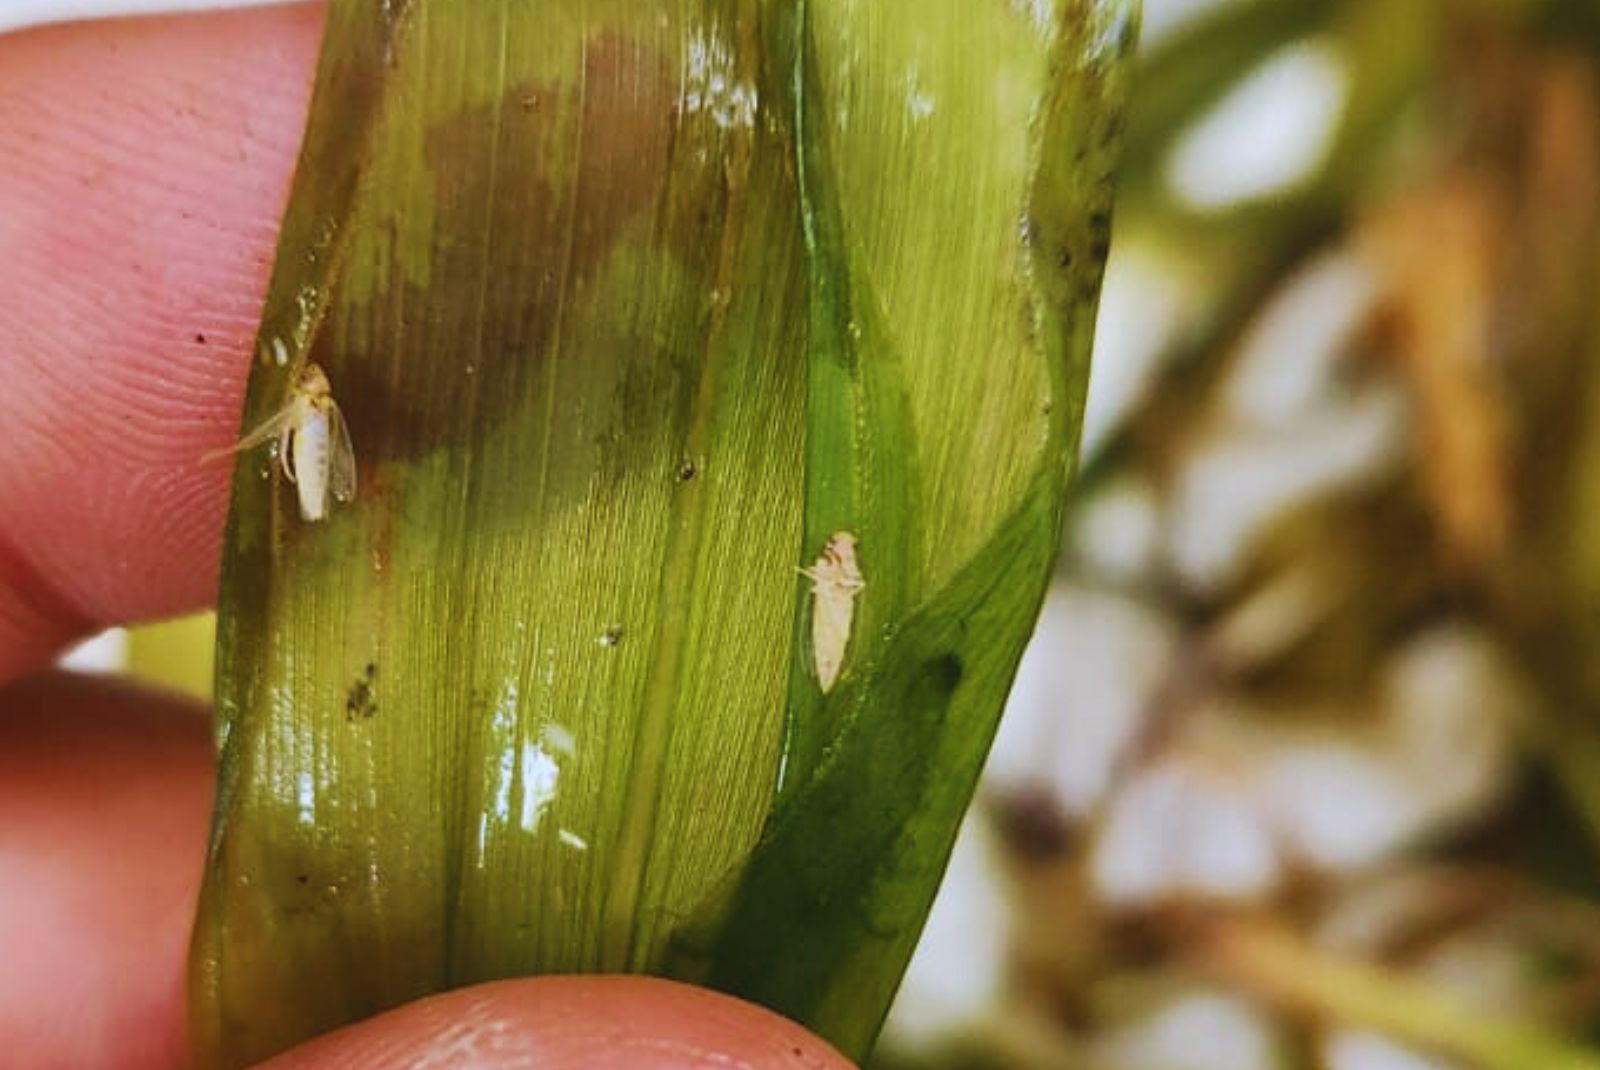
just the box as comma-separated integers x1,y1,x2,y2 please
188,1,1137,1066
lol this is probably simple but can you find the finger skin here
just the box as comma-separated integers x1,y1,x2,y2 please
260,976,855,1070
0,671,213,1070
0,3,325,683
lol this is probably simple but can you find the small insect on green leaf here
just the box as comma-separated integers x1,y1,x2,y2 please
205,361,356,522
801,532,866,693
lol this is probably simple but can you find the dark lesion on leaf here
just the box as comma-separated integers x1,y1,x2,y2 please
924,652,965,696
333,32,681,469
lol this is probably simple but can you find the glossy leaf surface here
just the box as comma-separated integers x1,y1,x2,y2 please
189,1,1137,1066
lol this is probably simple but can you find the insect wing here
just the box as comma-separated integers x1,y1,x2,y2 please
803,535,865,694
291,409,332,521
810,580,857,692
326,398,357,503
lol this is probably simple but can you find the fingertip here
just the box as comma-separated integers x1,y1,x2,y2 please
0,3,326,679
261,976,855,1070
0,671,213,1070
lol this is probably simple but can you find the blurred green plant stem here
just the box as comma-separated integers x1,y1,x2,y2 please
1204,916,1600,1070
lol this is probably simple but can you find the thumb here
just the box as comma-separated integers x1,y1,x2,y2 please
257,976,855,1070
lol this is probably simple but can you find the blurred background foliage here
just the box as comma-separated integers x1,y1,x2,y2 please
68,0,1600,1064
873,0,1600,1066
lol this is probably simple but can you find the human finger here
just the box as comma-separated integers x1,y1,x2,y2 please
0,3,324,684
0,670,213,1070
260,975,855,1070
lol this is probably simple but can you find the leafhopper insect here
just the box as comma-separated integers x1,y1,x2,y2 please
801,532,865,693
206,363,355,522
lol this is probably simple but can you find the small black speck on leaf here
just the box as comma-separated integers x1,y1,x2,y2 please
346,662,378,721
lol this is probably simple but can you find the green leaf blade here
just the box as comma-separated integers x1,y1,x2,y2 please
190,2,1137,1066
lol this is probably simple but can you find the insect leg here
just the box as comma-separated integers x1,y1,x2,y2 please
279,426,298,484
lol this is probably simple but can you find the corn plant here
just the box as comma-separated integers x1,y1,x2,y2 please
188,1,1138,1066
